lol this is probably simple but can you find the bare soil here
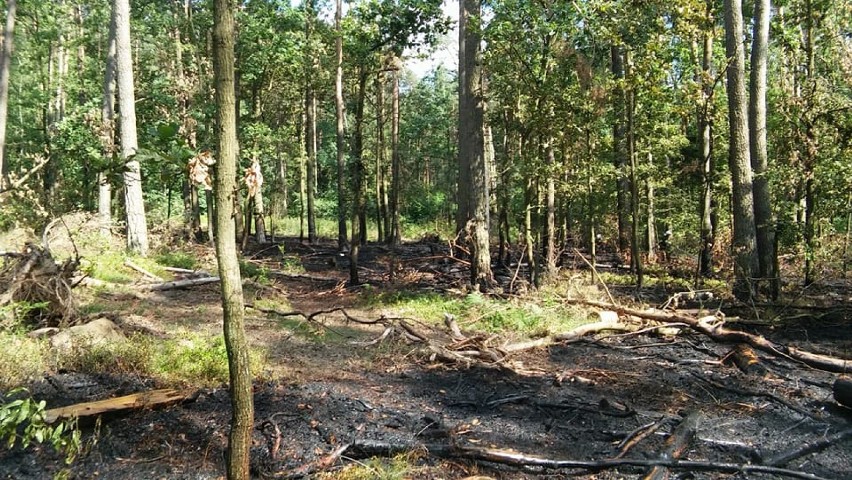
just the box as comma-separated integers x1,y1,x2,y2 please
1,238,851,479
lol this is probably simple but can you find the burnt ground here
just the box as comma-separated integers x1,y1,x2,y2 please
2,237,852,479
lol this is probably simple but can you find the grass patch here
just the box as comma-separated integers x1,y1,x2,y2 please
57,331,268,388
155,250,198,270
361,289,590,337
321,452,422,480
0,332,48,390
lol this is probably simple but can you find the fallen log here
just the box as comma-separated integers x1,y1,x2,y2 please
765,427,852,467
134,276,220,291
567,299,851,373
338,439,828,480
124,259,164,282
44,388,199,423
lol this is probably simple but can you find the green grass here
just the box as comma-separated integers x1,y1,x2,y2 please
154,250,198,270
0,332,48,390
321,453,421,480
55,331,268,388
361,289,590,337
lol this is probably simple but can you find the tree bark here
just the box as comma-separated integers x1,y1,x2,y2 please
611,45,630,255
544,141,557,277
698,25,715,279
724,0,759,300
212,0,254,477
350,67,368,285
375,71,386,243
99,6,116,238
304,1,317,243
0,0,16,189
749,0,778,299
460,0,492,291
645,152,657,264
334,0,347,251
626,53,642,287
389,61,402,245
114,0,149,256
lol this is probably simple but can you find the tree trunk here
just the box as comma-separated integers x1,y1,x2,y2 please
99,6,116,238
626,53,642,287
802,0,817,287
375,71,386,243
350,67,368,285
253,190,266,244
611,45,629,255
114,0,148,256
724,0,759,300
460,0,491,291
389,61,402,245
304,2,317,243
698,25,715,279
646,152,657,264
0,0,15,188
334,0,347,251
543,142,557,277
212,0,253,477
749,0,777,299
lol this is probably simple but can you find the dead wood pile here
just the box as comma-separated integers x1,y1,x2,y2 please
0,242,79,328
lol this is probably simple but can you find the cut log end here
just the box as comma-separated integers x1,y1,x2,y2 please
833,376,852,409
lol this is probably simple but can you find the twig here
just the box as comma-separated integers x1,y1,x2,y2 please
616,418,669,458
765,427,852,467
574,248,615,304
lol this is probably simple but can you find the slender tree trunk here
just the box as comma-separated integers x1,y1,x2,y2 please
114,0,148,256
212,0,253,477
626,53,642,287
646,152,657,264
749,0,777,299
0,0,15,187
544,141,557,277
389,61,402,245
304,2,317,243
725,0,759,299
460,0,491,290
375,71,386,242
611,45,629,255
334,0,347,251
698,25,715,279
350,67,368,284
99,7,116,237
802,0,818,287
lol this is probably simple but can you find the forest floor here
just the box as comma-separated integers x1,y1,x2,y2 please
1,235,851,479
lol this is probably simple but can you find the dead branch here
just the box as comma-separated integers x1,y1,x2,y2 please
616,418,669,459
124,259,164,282
134,276,220,291
341,439,829,480
0,155,50,195
765,427,852,467
566,299,852,373
644,411,702,480
44,389,199,423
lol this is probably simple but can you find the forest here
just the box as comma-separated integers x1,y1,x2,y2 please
0,0,850,479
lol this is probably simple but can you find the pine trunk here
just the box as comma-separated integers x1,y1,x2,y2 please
460,0,491,291
99,7,116,237
389,63,401,245
749,0,777,299
698,25,715,279
0,0,14,187
724,0,759,300
334,0,347,251
114,0,148,256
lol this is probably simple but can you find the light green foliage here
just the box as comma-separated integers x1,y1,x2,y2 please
154,250,198,270
0,388,81,464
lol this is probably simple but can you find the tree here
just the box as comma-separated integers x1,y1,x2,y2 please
749,0,777,298
99,5,117,237
114,0,149,255
0,0,16,188
459,0,491,290
724,0,758,300
334,0,347,252
212,0,253,477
